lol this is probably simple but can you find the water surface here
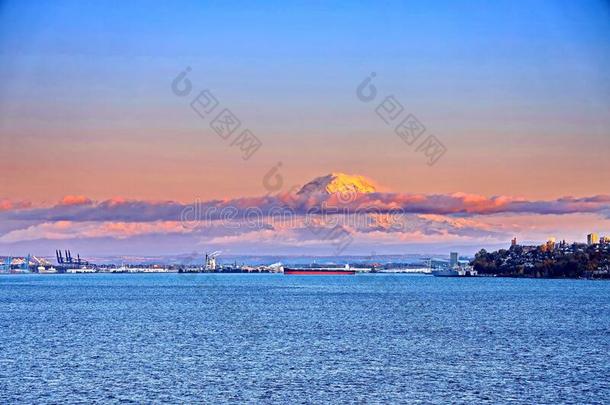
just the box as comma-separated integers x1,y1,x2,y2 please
0,274,608,403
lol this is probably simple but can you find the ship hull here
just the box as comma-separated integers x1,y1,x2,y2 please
432,269,476,277
284,268,355,275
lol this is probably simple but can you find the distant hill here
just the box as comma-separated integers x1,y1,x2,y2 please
471,243,610,279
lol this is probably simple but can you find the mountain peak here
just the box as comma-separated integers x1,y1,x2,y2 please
297,173,377,196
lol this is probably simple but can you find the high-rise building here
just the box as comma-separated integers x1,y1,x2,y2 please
587,233,599,245
450,252,458,268
543,237,556,251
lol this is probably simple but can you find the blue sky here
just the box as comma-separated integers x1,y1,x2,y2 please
0,1,609,256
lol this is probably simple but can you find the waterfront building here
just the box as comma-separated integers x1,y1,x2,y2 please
587,233,599,245
450,252,458,268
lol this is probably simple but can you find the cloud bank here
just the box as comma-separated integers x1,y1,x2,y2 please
1,173,609,255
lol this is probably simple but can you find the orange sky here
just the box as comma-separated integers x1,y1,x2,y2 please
2,128,608,203
1,1,609,255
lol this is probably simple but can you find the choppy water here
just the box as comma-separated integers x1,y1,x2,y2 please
0,274,608,404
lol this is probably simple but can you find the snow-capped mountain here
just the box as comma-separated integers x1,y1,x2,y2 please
297,173,377,196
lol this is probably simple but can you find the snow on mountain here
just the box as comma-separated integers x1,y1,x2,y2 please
297,173,377,196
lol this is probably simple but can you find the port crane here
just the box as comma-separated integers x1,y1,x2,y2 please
0,256,31,273
21,255,31,272
421,257,439,272
0,256,12,273
56,249,89,268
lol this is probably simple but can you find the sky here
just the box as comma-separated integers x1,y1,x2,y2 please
0,0,609,258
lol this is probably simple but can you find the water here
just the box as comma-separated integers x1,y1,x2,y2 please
0,274,608,404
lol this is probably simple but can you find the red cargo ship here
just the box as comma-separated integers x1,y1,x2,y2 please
283,266,356,275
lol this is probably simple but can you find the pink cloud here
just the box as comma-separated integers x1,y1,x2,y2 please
0,199,32,212
59,195,93,206
2,173,609,253
3,191,610,224
0,220,192,243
